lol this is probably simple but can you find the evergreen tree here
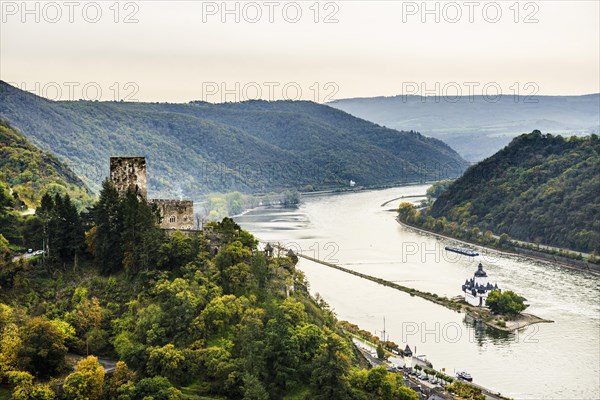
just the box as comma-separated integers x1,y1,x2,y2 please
121,190,162,274
92,180,123,274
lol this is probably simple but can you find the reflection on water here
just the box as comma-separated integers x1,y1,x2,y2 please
462,314,512,346
235,186,600,400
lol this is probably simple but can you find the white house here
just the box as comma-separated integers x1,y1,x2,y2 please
461,263,499,307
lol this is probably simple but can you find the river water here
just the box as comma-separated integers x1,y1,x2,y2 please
234,185,600,400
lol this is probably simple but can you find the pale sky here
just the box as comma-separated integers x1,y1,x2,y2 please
1,0,599,102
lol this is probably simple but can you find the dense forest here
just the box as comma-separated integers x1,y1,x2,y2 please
404,131,599,254
0,179,419,400
0,121,92,210
0,81,466,198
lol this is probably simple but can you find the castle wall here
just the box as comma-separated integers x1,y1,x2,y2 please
109,156,194,231
474,275,488,286
110,156,147,200
464,290,490,307
151,199,194,230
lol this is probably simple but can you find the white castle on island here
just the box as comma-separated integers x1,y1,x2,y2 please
461,263,499,307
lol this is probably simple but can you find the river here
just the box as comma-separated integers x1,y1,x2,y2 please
234,185,600,400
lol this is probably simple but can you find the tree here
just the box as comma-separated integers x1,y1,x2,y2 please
309,331,352,400
17,317,67,378
282,190,300,206
365,366,392,398
397,203,415,222
486,290,528,315
154,277,208,345
74,297,102,335
45,194,84,265
8,371,56,400
263,301,304,395
498,233,510,248
0,234,11,268
92,179,123,274
215,241,252,292
157,230,194,269
62,356,105,400
120,190,162,274
0,307,22,377
0,181,14,209
376,343,385,360
146,344,186,384
133,376,183,400
108,361,136,399
242,373,269,400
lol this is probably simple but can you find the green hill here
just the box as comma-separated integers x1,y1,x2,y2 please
0,186,420,400
0,120,91,209
430,131,600,253
0,81,466,198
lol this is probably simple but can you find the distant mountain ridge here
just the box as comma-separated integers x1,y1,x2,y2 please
0,81,466,199
430,131,600,254
329,94,600,161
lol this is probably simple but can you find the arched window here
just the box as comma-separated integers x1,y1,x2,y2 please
183,217,188,222
169,216,176,223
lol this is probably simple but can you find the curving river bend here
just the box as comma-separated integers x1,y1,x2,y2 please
234,185,600,399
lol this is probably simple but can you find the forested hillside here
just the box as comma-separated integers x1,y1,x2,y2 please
0,81,466,198
0,120,91,209
429,131,600,253
0,181,419,400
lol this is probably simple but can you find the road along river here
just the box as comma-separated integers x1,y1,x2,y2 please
234,185,600,400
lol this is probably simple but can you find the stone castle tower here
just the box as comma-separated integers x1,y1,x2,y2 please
109,156,194,231
110,157,147,200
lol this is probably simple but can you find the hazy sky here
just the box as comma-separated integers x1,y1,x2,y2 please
1,0,599,102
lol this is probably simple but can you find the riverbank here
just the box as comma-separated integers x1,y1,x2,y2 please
301,180,436,198
461,303,553,332
288,249,552,332
395,216,600,276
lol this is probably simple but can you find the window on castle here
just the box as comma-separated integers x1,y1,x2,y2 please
183,217,188,222
169,216,176,223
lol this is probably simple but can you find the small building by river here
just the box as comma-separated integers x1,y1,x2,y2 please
461,263,499,307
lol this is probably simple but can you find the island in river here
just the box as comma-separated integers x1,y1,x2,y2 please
285,244,553,333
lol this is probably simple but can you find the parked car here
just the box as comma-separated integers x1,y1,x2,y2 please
33,250,45,256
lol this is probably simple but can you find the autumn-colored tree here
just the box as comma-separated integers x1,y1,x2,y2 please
63,356,105,400
17,317,67,378
108,361,136,399
8,370,56,400
146,344,186,384
0,304,21,379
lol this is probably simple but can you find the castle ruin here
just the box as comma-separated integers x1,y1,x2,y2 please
152,199,194,230
109,156,194,231
110,156,147,200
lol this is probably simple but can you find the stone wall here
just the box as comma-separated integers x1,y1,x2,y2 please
152,199,194,230
110,156,147,200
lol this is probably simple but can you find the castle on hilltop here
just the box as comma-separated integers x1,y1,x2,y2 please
109,156,194,231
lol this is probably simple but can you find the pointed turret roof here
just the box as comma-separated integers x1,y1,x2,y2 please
474,263,487,277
